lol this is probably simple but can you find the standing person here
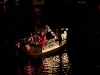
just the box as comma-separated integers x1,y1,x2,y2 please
56,26,60,37
56,27,59,37
29,32,34,45
56,26,61,42
46,26,52,39
35,32,41,47
41,31,47,47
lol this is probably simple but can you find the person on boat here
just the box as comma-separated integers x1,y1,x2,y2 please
44,26,47,34
28,32,34,44
41,31,47,47
35,32,41,47
46,26,53,39
45,25,50,35
56,26,61,37
61,28,68,41
56,26,62,44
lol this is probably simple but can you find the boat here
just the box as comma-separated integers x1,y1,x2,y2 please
25,40,66,58
15,25,68,58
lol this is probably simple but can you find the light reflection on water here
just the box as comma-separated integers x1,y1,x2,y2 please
16,50,71,75
42,55,60,74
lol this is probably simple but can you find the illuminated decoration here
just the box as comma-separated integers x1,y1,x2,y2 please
42,44,59,53
45,25,57,39
32,0,45,5
61,31,67,40
41,25,61,52
42,37,60,53
61,28,64,31
47,27,51,32
61,28,68,41
65,28,68,31
61,28,68,31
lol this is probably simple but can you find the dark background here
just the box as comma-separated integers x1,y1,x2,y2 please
0,0,100,75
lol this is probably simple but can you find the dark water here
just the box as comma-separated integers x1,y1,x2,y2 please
1,0,100,75
12,48,72,75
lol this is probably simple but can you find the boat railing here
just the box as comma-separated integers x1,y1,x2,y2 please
46,38,55,44
42,41,59,51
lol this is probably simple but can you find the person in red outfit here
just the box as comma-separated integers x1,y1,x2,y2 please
36,33,41,47
56,26,60,37
41,31,47,47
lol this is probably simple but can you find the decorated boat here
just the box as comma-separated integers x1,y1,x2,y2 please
14,25,68,58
